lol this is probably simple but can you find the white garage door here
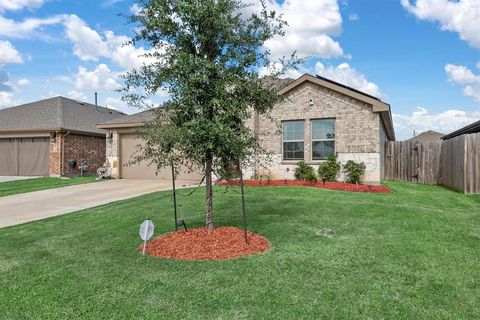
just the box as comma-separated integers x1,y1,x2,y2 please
119,134,203,181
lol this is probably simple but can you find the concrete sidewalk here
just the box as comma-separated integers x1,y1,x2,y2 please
0,179,198,228
0,176,40,183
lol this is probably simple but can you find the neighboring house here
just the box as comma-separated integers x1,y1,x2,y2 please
442,120,480,140
97,110,203,181
407,130,444,142
0,97,124,177
99,73,395,184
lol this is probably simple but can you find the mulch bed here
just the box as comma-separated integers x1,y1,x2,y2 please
217,179,390,193
144,226,270,260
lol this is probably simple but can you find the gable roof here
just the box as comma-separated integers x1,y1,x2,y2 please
407,130,444,142
0,96,125,135
442,119,480,140
98,110,155,129
97,73,396,141
277,74,395,141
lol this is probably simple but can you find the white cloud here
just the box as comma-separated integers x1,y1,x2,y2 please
63,15,156,69
102,0,124,7
315,62,382,98
348,13,359,21
104,31,156,69
104,96,123,110
130,3,141,15
0,14,65,39
74,64,119,91
0,0,44,12
394,107,480,139
67,90,87,101
17,78,30,86
245,0,345,59
402,0,480,49
258,62,303,79
0,91,16,108
265,34,344,60
64,14,110,61
0,40,23,64
0,69,19,108
445,64,480,102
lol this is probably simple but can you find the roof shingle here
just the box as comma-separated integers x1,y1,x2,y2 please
0,96,125,135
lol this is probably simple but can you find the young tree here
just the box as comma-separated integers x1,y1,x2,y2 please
123,0,296,230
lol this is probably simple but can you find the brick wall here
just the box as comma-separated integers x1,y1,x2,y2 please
245,81,384,184
62,133,106,176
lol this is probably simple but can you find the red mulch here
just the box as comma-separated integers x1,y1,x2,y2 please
217,179,390,193
144,226,270,260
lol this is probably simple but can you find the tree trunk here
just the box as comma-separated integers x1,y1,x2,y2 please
205,151,214,230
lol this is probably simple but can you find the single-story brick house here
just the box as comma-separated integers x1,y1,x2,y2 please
98,74,395,184
245,74,395,183
0,96,124,176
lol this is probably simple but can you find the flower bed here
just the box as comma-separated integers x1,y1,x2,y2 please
217,179,390,193
144,226,270,260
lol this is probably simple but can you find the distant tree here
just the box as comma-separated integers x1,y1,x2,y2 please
122,0,298,230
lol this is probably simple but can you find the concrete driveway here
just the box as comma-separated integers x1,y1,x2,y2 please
0,176,40,183
0,179,199,228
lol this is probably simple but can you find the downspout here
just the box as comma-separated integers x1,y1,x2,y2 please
61,130,71,176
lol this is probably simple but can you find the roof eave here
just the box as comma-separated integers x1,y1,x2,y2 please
0,127,106,137
442,121,480,140
97,122,145,129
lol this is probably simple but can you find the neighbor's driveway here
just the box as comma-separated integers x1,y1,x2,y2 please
0,179,198,228
0,176,40,183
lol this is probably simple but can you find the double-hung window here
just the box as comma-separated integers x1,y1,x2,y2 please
312,119,335,160
282,121,304,161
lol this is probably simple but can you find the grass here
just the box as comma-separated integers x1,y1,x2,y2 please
0,176,96,197
0,182,479,319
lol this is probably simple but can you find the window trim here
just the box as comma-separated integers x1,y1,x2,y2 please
311,118,336,161
282,120,305,161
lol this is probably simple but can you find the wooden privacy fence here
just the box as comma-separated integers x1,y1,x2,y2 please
384,132,480,194
384,140,442,185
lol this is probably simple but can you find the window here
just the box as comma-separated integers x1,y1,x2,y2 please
312,119,335,160
283,121,304,160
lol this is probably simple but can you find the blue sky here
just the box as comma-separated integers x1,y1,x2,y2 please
0,0,479,140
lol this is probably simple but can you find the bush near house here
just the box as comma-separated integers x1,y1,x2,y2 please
294,161,317,182
343,160,366,184
318,154,341,182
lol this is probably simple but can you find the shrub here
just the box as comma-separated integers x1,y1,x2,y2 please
318,154,341,182
294,161,317,181
343,160,366,184
304,170,318,182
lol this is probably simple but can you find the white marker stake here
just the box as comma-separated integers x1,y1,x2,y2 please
139,220,155,255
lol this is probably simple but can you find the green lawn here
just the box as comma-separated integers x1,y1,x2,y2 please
0,182,479,319
0,176,96,197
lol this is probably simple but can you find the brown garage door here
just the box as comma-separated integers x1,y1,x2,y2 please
120,134,203,181
0,137,49,176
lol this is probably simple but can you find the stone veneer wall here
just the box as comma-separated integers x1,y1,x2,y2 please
105,130,121,178
245,81,384,184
